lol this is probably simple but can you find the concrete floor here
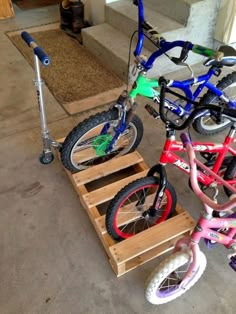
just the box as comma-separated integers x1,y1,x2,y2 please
0,4,236,314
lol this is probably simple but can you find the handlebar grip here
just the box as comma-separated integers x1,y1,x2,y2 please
192,44,217,58
21,31,51,66
180,133,192,147
33,47,50,66
21,31,35,46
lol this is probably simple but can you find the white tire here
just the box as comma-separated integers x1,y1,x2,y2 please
145,251,207,304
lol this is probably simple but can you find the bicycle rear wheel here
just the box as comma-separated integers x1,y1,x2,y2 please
105,176,176,241
193,71,236,135
145,251,207,304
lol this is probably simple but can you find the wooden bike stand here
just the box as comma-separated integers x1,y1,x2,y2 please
62,150,195,276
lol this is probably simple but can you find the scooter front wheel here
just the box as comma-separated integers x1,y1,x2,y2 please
39,152,54,164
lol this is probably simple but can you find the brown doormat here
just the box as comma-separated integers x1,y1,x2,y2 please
13,0,60,10
7,23,125,115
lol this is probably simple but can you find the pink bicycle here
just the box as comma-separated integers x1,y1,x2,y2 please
145,132,236,304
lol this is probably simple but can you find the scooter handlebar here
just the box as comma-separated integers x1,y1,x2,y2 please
21,31,51,66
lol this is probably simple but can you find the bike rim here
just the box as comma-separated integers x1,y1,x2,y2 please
156,261,192,298
201,83,236,131
113,183,172,239
70,121,138,170
200,114,230,131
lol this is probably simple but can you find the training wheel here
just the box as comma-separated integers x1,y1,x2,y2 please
39,152,54,164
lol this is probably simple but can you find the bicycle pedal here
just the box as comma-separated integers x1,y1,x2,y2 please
229,256,236,272
145,104,160,119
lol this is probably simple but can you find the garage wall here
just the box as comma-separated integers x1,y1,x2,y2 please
214,0,236,44
84,0,119,25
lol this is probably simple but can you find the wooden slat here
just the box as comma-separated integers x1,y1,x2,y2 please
109,212,195,265
96,203,186,235
85,207,116,256
133,161,149,173
82,170,149,208
73,151,144,186
175,203,184,214
117,235,183,276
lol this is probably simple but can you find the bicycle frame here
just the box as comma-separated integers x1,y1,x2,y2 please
101,0,236,154
192,214,236,246
106,66,236,153
129,68,236,118
159,127,236,188
134,0,216,69
173,132,236,288
176,212,236,289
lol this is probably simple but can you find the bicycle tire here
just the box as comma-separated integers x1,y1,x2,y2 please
193,71,236,135
60,108,143,172
105,176,177,241
145,251,207,304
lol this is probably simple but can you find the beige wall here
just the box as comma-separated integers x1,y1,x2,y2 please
215,0,236,44
84,0,119,25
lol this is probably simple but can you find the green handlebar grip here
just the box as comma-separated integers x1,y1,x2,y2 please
192,44,217,58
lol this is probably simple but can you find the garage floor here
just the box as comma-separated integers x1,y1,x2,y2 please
1,5,236,314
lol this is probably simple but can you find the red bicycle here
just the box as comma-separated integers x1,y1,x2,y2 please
105,79,236,241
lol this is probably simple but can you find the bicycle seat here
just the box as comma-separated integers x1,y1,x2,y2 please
204,45,236,67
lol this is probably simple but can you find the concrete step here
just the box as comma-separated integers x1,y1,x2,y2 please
82,23,146,82
105,1,184,51
144,0,203,25
82,0,220,81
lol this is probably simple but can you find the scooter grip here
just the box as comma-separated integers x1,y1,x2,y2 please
180,132,191,147
33,47,50,66
21,31,35,46
21,31,50,66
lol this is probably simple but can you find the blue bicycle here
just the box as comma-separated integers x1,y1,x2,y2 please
60,0,236,173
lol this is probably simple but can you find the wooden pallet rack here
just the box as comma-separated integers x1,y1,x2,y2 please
63,150,195,277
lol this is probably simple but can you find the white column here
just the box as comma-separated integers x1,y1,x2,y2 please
84,0,120,25
215,0,236,44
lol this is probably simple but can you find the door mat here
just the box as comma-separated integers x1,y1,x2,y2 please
13,0,60,10
7,23,125,115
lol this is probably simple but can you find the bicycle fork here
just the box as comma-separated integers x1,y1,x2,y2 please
137,164,168,217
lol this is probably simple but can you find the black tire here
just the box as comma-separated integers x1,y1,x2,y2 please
193,71,236,135
39,152,54,164
60,108,143,172
223,157,236,197
105,176,177,241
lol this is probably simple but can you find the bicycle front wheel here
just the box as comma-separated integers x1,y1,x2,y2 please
105,176,176,241
60,108,143,172
145,251,207,304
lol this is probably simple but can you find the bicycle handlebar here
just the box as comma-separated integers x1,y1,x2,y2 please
21,31,51,66
180,133,191,146
180,132,236,213
133,1,219,69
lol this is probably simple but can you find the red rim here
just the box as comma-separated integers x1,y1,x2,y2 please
113,183,173,239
